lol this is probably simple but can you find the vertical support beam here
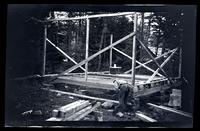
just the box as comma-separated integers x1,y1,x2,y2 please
85,18,90,81
109,34,113,68
42,24,47,76
178,47,182,78
131,13,137,86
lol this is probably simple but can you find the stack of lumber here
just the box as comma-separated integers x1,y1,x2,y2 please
46,100,101,121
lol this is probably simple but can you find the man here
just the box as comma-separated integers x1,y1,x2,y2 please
113,80,133,114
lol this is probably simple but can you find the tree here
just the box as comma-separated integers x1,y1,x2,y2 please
149,11,184,76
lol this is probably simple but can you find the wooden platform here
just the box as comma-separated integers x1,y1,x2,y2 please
51,72,167,91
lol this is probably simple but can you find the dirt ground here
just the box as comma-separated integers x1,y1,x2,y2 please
5,77,192,127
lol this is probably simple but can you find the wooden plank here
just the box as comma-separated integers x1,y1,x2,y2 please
42,88,119,104
46,117,62,121
147,103,192,118
64,105,92,121
136,111,157,122
109,34,113,68
137,39,174,84
112,47,163,77
47,12,136,21
52,109,59,117
124,48,177,74
52,100,84,117
131,14,137,86
146,48,178,83
85,18,90,81
56,32,136,77
59,100,91,118
42,25,47,76
58,100,84,113
46,38,85,71
73,102,101,121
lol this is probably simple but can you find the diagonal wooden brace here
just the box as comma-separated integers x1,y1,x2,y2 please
137,39,174,84
112,47,163,77
124,48,177,74
46,38,86,71
146,48,178,83
54,32,136,78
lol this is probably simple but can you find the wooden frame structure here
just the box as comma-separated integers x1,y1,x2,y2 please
42,12,182,96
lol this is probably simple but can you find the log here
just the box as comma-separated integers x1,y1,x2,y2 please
147,103,192,118
135,111,157,122
47,12,136,21
42,88,119,104
131,13,137,86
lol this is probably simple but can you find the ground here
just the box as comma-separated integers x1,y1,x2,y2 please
5,77,192,127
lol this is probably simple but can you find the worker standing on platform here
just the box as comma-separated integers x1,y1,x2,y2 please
113,80,133,115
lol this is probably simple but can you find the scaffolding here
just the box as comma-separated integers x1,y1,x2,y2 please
42,12,182,97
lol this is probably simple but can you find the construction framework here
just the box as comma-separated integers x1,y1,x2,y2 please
42,12,182,97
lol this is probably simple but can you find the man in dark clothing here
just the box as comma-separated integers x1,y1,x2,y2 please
113,80,133,114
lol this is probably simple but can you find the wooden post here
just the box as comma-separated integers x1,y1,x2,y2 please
42,24,47,76
131,13,137,86
109,34,113,69
178,47,182,78
85,18,90,81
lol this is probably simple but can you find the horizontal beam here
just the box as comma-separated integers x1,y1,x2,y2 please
147,103,192,118
42,88,119,104
124,48,177,74
112,47,163,77
56,32,136,77
46,38,85,71
47,12,136,21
